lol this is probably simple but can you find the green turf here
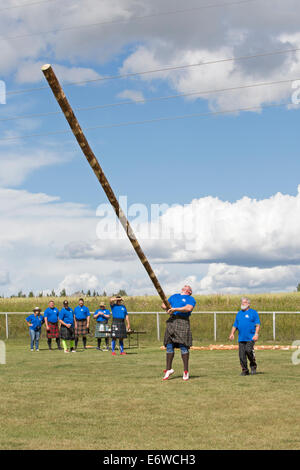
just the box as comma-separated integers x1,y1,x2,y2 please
0,339,299,450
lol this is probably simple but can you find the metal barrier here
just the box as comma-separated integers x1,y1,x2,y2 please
1,311,300,341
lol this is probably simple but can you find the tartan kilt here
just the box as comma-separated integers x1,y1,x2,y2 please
46,322,60,339
75,319,89,336
111,318,127,339
163,316,192,348
95,322,110,338
60,325,75,341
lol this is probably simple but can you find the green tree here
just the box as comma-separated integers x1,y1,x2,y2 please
28,291,34,298
60,288,66,297
117,289,127,296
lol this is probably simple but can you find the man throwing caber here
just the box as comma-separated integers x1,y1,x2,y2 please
161,285,196,381
229,297,261,375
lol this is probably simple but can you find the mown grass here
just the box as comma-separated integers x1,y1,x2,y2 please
0,339,299,450
1,294,300,342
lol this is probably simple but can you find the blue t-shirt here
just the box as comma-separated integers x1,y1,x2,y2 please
59,307,75,326
44,307,59,323
168,293,196,317
26,314,44,331
111,304,128,319
94,309,110,323
233,308,261,342
74,305,90,320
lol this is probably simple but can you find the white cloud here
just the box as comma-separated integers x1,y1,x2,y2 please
57,273,100,295
1,0,300,116
197,263,300,294
14,61,102,85
0,149,70,187
59,186,300,268
117,89,145,102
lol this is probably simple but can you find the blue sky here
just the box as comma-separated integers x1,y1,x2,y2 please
1,0,300,296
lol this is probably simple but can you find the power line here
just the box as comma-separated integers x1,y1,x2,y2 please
6,46,300,97
0,0,262,42
0,101,296,142
1,76,298,123
0,0,58,12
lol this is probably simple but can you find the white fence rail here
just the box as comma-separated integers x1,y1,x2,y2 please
1,311,300,341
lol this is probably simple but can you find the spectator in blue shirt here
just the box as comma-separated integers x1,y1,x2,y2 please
74,298,90,350
25,307,44,351
110,296,130,356
44,300,62,350
94,303,111,351
229,297,261,375
161,285,196,381
59,300,76,353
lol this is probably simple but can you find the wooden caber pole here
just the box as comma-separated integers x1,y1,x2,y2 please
41,64,171,309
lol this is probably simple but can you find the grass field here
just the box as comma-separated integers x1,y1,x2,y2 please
0,338,299,450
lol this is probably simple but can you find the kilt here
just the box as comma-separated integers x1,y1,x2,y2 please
75,319,89,336
46,322,60,339
60,325,75,341
95,322,110,338
111,318,127,339
163,316,192,348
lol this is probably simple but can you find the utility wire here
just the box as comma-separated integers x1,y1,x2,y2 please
0,0,260,42
6,46,300,97
0,76,298,123
0,0,58,12
1,101,296,142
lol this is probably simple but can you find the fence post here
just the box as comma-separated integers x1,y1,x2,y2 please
273,312,276,341
156,313,160,341
5,313,8,339
214,312,217,342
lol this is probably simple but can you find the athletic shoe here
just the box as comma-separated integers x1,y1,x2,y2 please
103,348,109,352
112,351,116,356
71,349,76,353
162,369,174,380
120,352,127,355
96,347,101,350
64,350,70,354
183,371,189,381
240,370,249,376
251,367,257,375
30,349,34,352
36,349,39,352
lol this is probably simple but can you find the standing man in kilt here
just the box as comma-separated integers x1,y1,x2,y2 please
94,302,111,351
110,296,130,356
74,298,90,350
59,300,76,353
162,285,196,381
44,300,62,350
229,297,260,375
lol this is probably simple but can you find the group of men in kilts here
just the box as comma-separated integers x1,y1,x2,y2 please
43,298,91,352
29,296,130,354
